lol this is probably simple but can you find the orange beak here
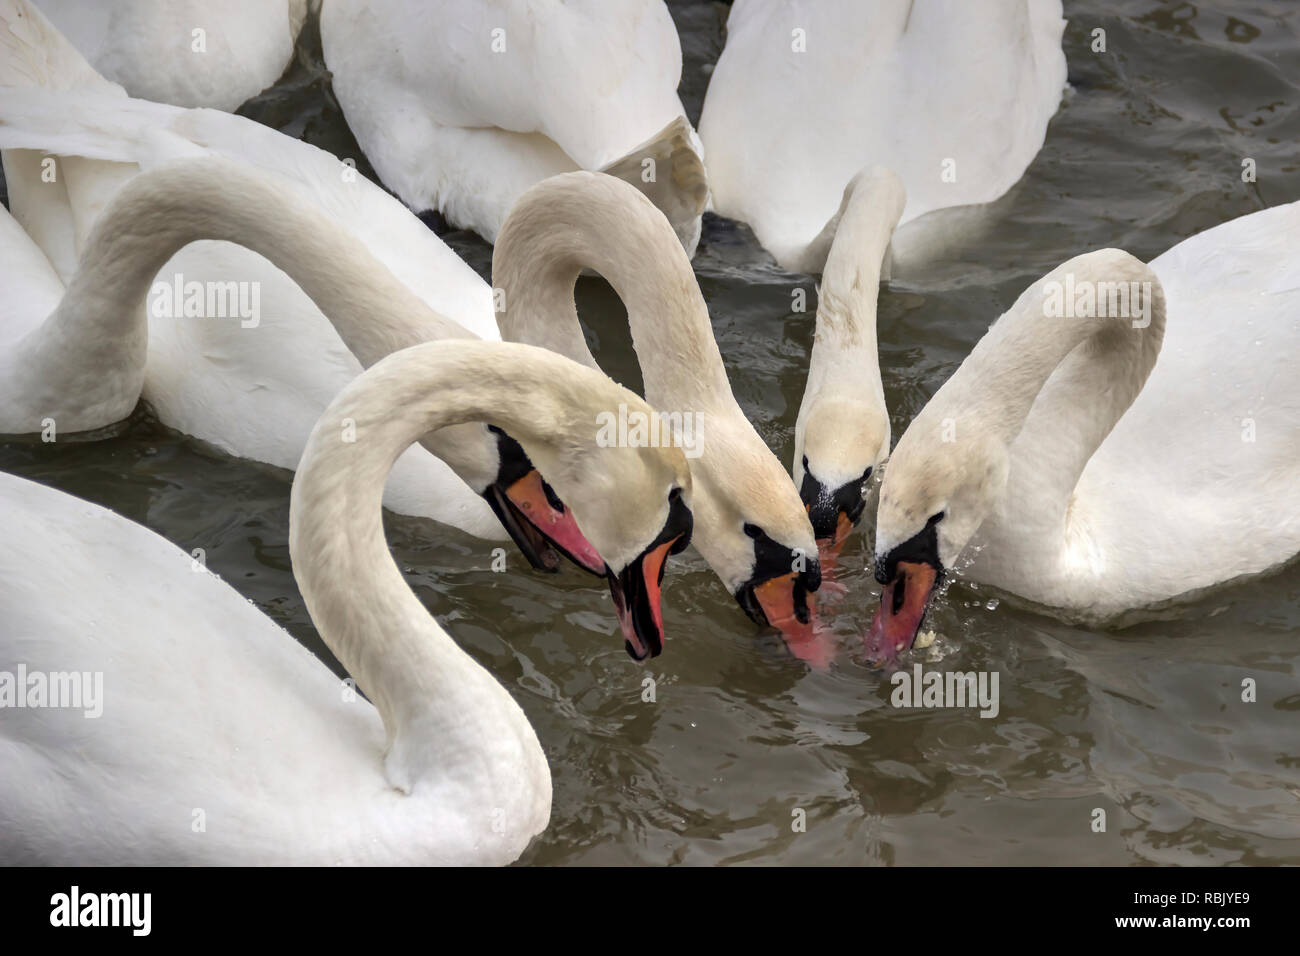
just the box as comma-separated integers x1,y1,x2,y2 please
814,511,855,570
865,560,939,662
753,573,835,669
502,470,605,574
609,536,681,660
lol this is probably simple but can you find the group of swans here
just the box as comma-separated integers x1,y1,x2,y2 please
0,0,820,648
786,151,1300,660
0,340,693,864
19,0,1066,275
1,0,1297,868
6,0,1296,645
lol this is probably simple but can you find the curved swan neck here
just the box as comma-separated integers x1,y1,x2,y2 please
945,251,1166,556
67,157,467,358
288,341,627,788
954,251,1165,447
7,157,473,432
492,171,731,412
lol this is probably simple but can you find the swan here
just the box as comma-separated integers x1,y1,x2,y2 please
492,169,822,633
0,0,604,574
28,0,306,110
318,0,708,254
792,166,904,557
869,203,1300,654
0,339,694,864
698,0,1066,272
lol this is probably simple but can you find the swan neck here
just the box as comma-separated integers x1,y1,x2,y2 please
493,172,731,413
288,342,609,786
815,170,904,354
47,157,463,383
956,253,1166,561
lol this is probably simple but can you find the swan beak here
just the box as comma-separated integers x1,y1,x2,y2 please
750,572,815,629
866,560,939,660
801,468,869,560
486,469,607,575
607,490,693,661
738,554,822,632
814,512,855,565
608,533,690,660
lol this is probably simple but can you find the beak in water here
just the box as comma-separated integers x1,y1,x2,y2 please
735,523,824,658
483,426,605,575
800,463,871,564
608,489,693,661
866,560,939,661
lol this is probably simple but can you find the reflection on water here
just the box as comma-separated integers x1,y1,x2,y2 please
2,0,1298,864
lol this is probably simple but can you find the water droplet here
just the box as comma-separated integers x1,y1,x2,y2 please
985,598,1000,611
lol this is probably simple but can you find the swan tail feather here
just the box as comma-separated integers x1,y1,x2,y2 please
598,115,708,257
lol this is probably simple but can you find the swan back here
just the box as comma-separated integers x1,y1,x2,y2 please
700,0,1067,271
30,0,303,110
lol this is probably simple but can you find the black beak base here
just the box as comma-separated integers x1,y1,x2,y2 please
800,465,871,540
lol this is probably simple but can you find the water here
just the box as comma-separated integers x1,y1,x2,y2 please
3,0,1299,864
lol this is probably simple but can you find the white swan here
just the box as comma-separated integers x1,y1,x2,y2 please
792,166,904,556
698,0,1067,273
869,203,1300,654
0,0,605,574
0,340,694,864
319,0,708,253
29,0,306,110
492,170,822,631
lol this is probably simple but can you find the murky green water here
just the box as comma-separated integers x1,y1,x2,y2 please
3,1,1298,864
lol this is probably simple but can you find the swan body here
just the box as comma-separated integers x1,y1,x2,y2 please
699,0,1066,272
319,0,707,253
0,340,693,864
30,0,306,110
871,203,1300,651
493,171,822,627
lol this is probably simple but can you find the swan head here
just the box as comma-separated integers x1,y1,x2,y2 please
868,420,1009,658
794,395,891,552
686,432,821,633
481,426,607,575
522,412,695,662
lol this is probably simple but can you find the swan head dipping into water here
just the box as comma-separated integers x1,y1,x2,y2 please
869,250,1165,659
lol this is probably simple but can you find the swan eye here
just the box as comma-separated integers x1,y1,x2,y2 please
860,466,873,485
802,455,810,471
669,487,682,502
743,522,762,539
927,511,945,526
